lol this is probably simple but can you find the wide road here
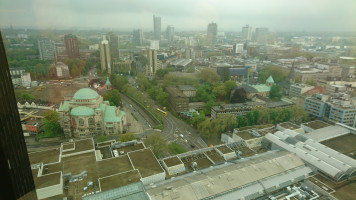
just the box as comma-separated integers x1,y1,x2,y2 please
162,112,208,151
126,76,207,151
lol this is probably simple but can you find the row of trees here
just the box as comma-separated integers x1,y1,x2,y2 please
136,74,169,106
197,106,309,139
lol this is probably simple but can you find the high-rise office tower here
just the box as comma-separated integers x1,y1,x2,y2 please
146,49,161,76
166,25,175,42
64,34,79,59
153,15,161,40
255,27,269,44
133,29,143,46
106,32,120,62
185,48,195,59
100,40,112,74
0,32,37,200
38,38,55,61
242,25,252,41
150,40,160,50
207,22,218,44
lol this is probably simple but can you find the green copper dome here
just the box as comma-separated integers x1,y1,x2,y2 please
70,106,95,116
73,88,99,100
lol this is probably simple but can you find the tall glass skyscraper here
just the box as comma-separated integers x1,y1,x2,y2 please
0,32,37,200
153,15,161,40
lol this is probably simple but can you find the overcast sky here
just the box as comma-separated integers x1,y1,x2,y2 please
0,0,355,32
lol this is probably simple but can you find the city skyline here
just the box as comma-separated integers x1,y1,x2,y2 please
0,0,355,32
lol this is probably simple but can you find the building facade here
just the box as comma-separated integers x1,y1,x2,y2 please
133,29,143,46
145,49,161,76
328,105,356,127
304,94,356,127
255,27,269,44
58,88,126,137
304,96,330,119
207,22,218,44
106,32,120,62
100,40,112,74
38,38,55,61
0,32,37,200
64,34,79,59
166,25,174,42
211,102,266,119
289,83,314,97
166,86,189,113
242,25,252,41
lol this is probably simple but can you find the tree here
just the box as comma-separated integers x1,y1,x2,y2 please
237,115,247,127
96,135,109,143
246,112,255,125
110,74,128,91
290,106,310,124
230,88,247,103
213,83,227,101
258,66,288,83
269,85,282,100
136,74,151,90
168,143,186,154
103,89,122,107
119,132,136,142
191,112,206,128
223,80,237,100
44,110,60,122
156,68,173,79
197,114,236,139
20,93,35,101
144,132,168,158
42,119,63,138
200,68,220,84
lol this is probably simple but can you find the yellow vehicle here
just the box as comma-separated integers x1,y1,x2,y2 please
156,108,167,116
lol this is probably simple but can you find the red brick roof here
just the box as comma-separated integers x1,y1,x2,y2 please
306,86,326,94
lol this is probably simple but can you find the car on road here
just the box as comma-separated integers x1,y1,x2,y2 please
180,134,184,138
190,144,196,148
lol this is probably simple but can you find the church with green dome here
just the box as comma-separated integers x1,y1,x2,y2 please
58,88,126,137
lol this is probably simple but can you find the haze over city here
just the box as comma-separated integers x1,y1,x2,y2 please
1,0,356,32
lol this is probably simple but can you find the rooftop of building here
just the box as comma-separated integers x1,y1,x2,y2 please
251,84,271,92
112,142,145,154
32,169,61,189
266,75,274,83
104,106,125,123
306,86,326,94
163,156,183,167
212,102,266,112
279,122,301,130
304,125,350,142
178,85,197,91
321,133,356,160
216,145,234,154
171,59,192,66
70,106,95,116
72,88,99,100
99,170,142,192
302,120,331,130
166,86,187,98
290,83,313,88
61,138,95,156
309,174,356,200
29,148,61,165
128,148,164,178
147,151,308,200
